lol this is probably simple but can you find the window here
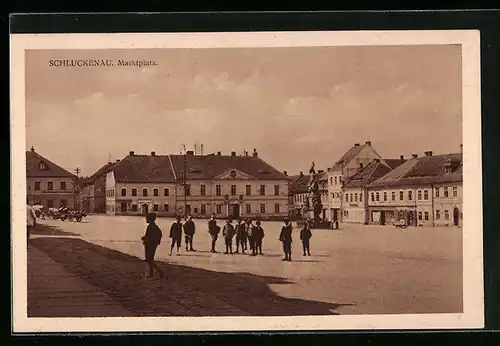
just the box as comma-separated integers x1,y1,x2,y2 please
444,187,449,198
355,193,358,202
216,185,221,196
350,194,353,202
392,192,396,201
164,188,170,196
142,188,148,197
60,182,67,190
185,185,191,196
153,188,159,196
47,199,53,208
444,210,450,220
201,204,206,215
335,177,338,185
452,186,458,197
260,185,266,196
405,191,409,201
346,194,349,202
34,181,40,190
436,210,441,220
383,192,387,201
424,211,429,221
231,185,237,196
201,184,206,196
246,184,251,195
332,192,335,199
371,193,374,202
424,190,429,200
194,208,198,214
275,204,280,213
132,188,137,196
260,204,266,213
418,212,423,221
435,187,440,198
417,190,422,200
376,192,380,201
330,177,333,184
121,188,126,197
246,204,251,214
164,204,169,212
153,204,159,212
360,193,363,202
47,181,53,191
274,185,280,195
216,204,222,214
131,204,138,212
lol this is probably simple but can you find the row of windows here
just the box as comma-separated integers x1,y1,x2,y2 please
31,181,67,191
370,187,459,202
112,185,283,198
346,192,363,203
112,203,282,214
329,176,342,186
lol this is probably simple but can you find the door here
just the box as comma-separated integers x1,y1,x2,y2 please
121,202,127,213
333,209,338,222
380,211,386,225
453,207,460,226
230,204,240,218
407,211,414,226
142,203,149,215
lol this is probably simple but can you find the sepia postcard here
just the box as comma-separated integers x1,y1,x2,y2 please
10,30,484,333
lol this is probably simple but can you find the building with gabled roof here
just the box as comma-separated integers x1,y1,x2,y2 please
367,151,463,227
26,146,77,209
104,149,289,220
79,160,118,213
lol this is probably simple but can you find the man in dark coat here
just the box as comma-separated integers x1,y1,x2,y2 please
235,219,246,254
300,222,312,256
169,215,183,256
183,215,196,252
246,218,254,254
252,220,265,256
141,213,164,278
208,214,220,253
279,218,293,261
222,219,235,254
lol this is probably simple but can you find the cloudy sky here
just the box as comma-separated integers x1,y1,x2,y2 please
25,45,462,176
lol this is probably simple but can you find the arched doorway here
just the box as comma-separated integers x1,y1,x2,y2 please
142,203,149,215
453,207,460,226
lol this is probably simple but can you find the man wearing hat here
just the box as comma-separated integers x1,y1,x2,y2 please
279,217,293,261
208,214,220,253
183,215,196,252
222,218,235,254
169,215,183,256
246,218,255,254
252,220,265,256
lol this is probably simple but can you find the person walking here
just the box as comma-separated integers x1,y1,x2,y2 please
279,218,293,261
300,222,312,256
169,215,183,256
222,219,235,254
252,220,265,255
141,213,164,279
208,214,220,253
183,215,196,252
235,219,246,254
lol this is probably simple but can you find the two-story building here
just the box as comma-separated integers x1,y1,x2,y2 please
433,157,463,227
105,149,289,220
367,151,462,227
26,147,77,209
326,141,385,222
80,160,118,213
288,172,310,218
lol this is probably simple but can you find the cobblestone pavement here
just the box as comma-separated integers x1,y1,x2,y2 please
30,215,463,315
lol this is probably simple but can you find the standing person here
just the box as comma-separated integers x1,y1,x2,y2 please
234,219,244,254
26,201,37,241
279,218,293,261
300,222,312,256
141,213,164,278
246,218,255,255
169,216,183,256
183,215,196,252
222,219,235,254
208,214,220,253
242,218,249,251
252,220,265,256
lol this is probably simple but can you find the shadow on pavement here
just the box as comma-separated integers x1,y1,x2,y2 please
29,237,348,317
30,224,81,237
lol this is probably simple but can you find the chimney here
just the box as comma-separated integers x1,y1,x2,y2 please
354,143,360,147
359,163,364,169
217,151,221,156
116,159,120,163
129,151,135,156
428,151,433,157
231,151,236,156
244,150,248,156
186,150,194,155
412,154,418,158
283,171,288,176
300,171,303,177
30,146,35,152
374,158,380,163
151,151,156,156
365,141,371,146
400,155,404,162
460,144,463,154
253,149,258,157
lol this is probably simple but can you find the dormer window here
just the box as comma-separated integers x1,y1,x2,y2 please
39,161,47,171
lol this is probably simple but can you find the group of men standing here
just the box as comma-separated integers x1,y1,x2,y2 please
208,215,265,256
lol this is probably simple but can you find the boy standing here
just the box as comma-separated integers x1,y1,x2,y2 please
234,219,244,254
252,220,265,256
169,216,183,256
183,215,196,252
279,218,293,261
300,222,312,256
208,214,220,253
141,213,164,278
222,219,235,254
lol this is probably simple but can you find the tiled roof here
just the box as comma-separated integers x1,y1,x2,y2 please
88,162,117,184
169,154,287,181
26,150,76,178
331,144,366,170
344,161,392,189
112,153,287,183
368,153,462,188
435,164,463,184
384,158,407,170
289,174,311,194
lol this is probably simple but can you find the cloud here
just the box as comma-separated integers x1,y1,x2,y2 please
72,92,104,106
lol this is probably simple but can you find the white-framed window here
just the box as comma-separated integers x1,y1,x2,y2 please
153,188,159,196
164,188,170,196
444,210,450,220
424,190,429,200
436,209,441,219
201,184,206,196
444,187,449,198
246,204,251,214
121,188,126,197
260,203,266,213
259,185,266,196
216,185,221,196
452,186,458,197
231,185,237,196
